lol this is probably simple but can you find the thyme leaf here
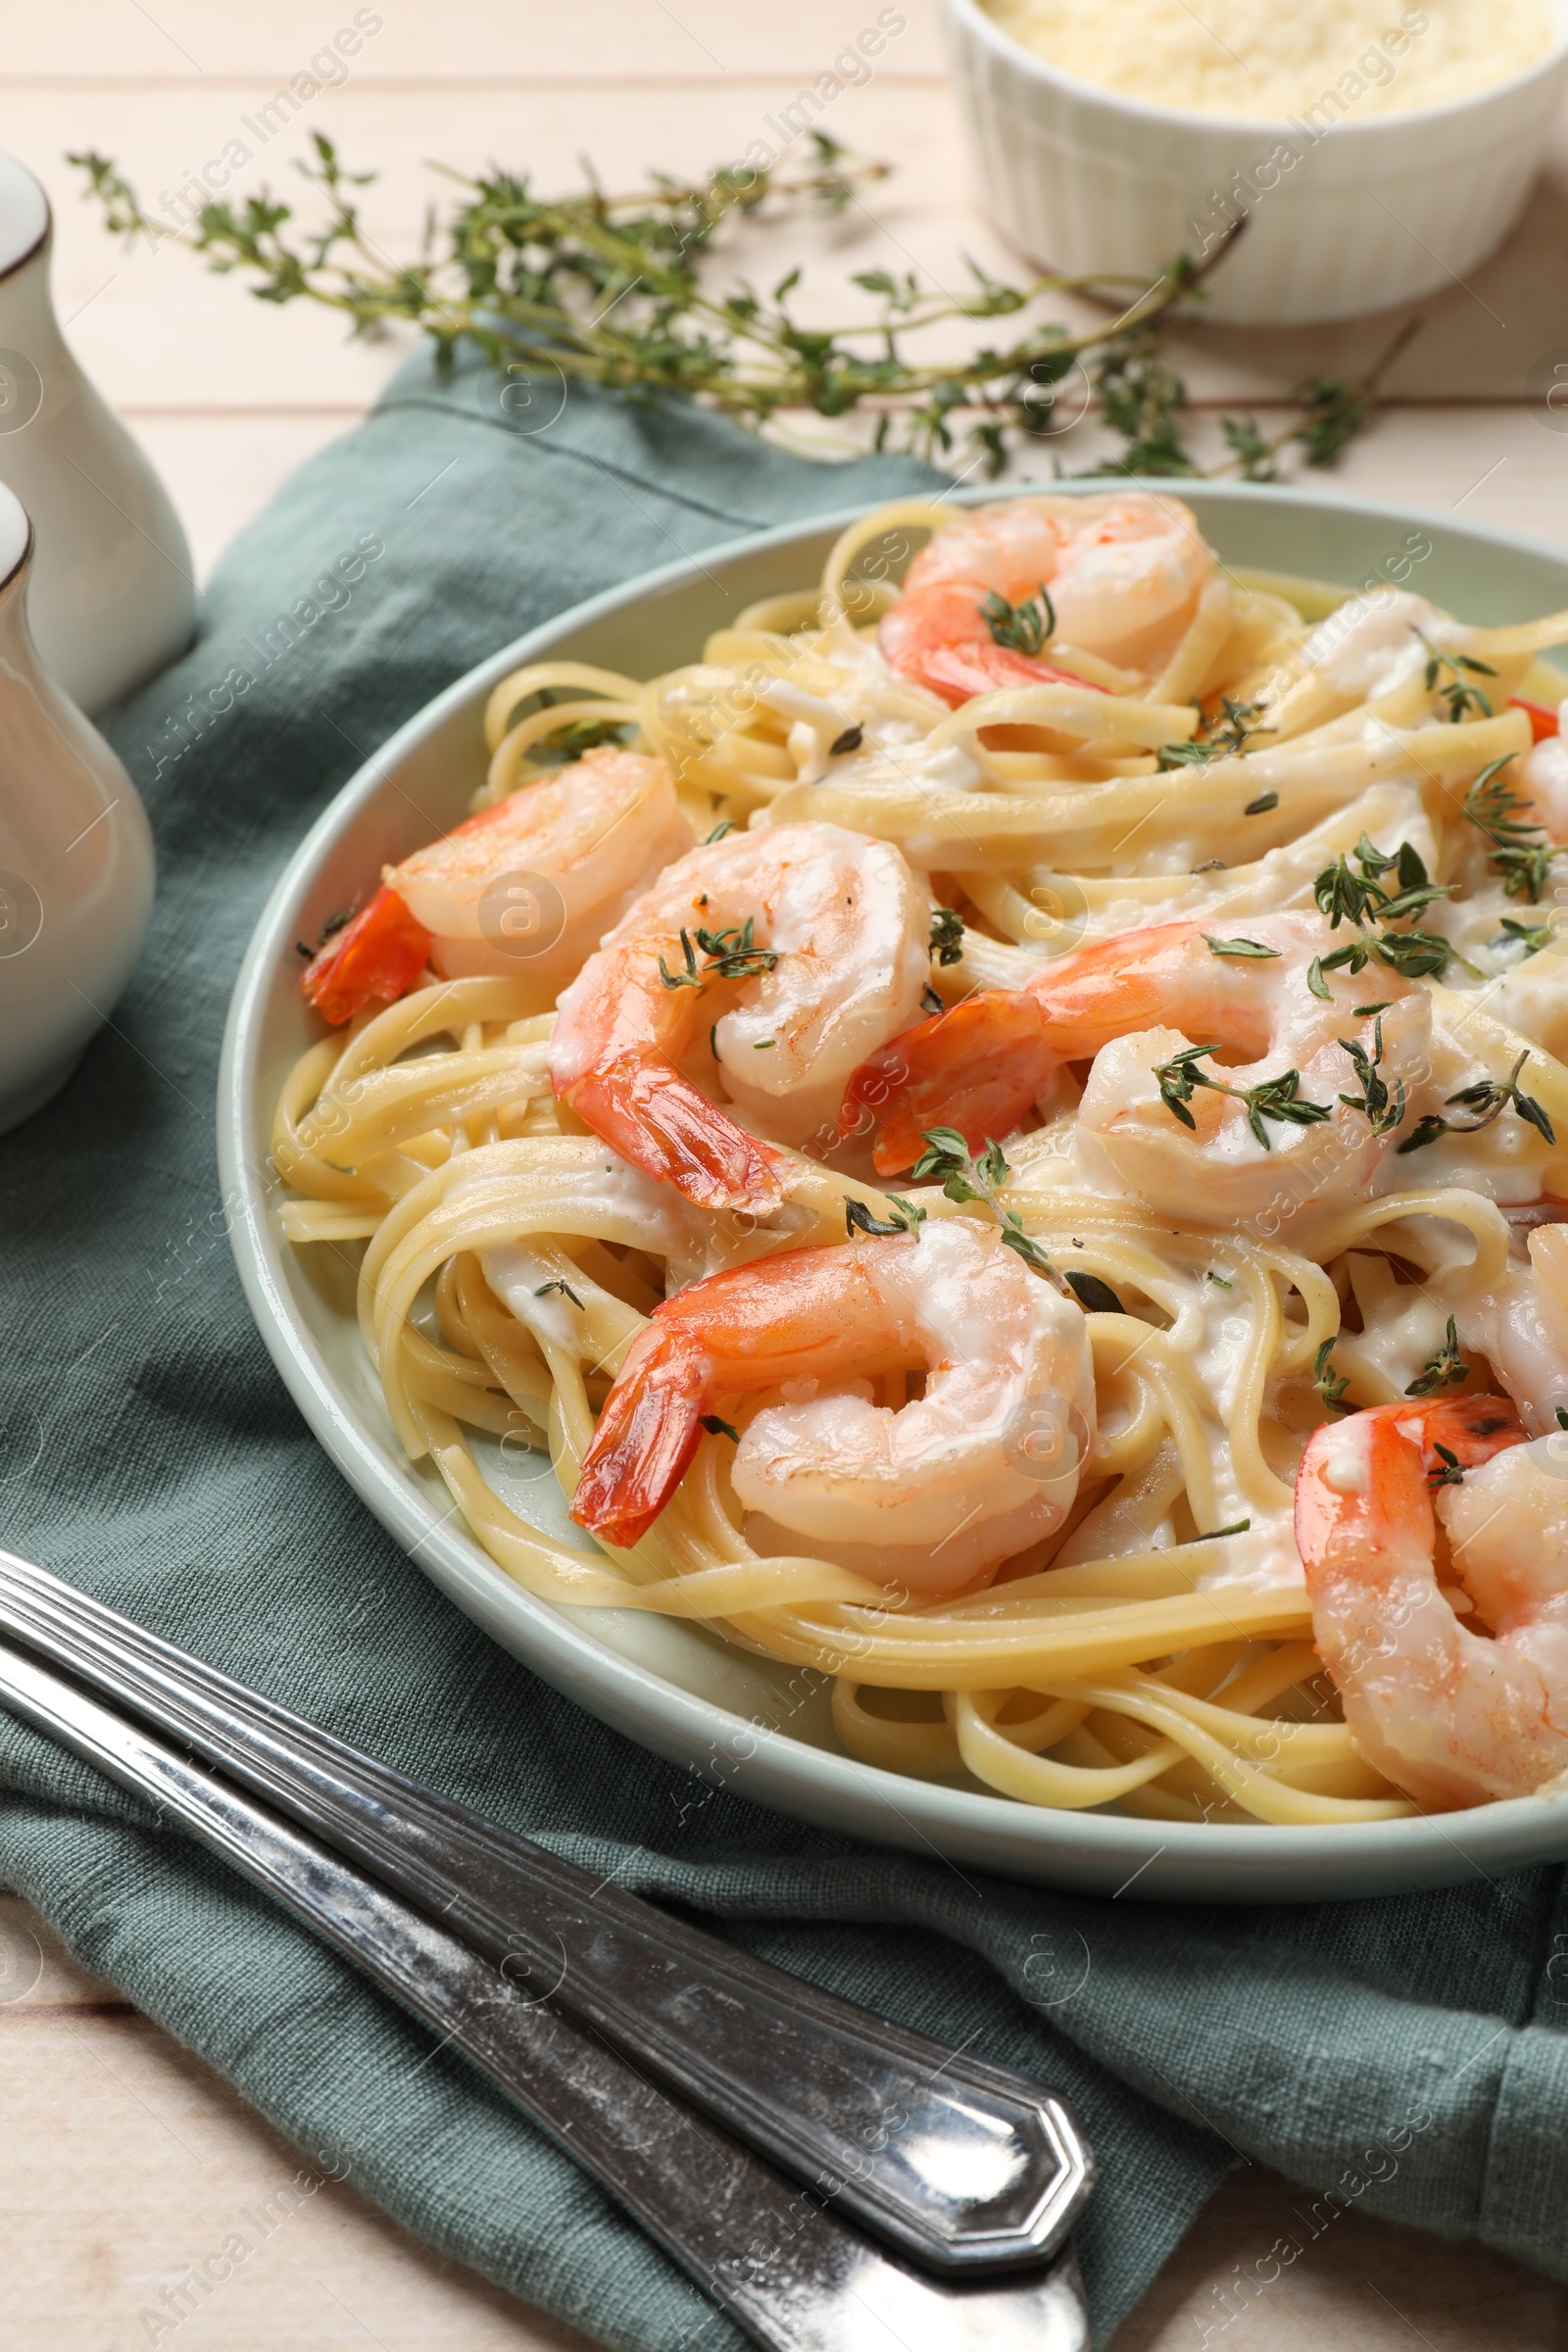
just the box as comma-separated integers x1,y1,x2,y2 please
1202,933,1280,958
929,906,964,965
845,1195,926,1239
1405,1316,1469,1398
1063,1270,1126,1314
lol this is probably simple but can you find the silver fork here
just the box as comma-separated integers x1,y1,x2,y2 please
0,1547,1092,2278
0,1627,1091,2352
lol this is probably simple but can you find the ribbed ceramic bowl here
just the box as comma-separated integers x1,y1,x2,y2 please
941,0,1568,323
220,477,1568,1901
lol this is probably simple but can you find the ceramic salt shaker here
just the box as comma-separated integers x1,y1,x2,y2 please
0,153,194,713
0,481,155,1131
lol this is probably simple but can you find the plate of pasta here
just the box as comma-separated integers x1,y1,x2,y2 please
220,478,1568,1900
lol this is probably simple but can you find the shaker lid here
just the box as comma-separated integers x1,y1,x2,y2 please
0,482,30,591
0,156,49,282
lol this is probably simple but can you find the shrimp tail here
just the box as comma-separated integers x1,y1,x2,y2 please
301,884,432,1025
571,1324,704,1548
1296,1393,1527,1573
557,1060,785,1212
912,643,1106,710
840,992,1052,1174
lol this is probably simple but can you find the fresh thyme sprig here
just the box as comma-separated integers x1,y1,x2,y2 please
1463,755,1565,905
1494,914,1555,958
1396,1049,1556,1154
1429,1444,1466,1488
1152,1045,1331,1152
1404,1316,1469,1399
908,1128,1071,1292
69,135,1398,480
1417,631,1497,723
983,583,1055,655
1218,320,1425,482
658,916,779,993
1156,696,1268,770
1337,1013,1406,1139
1309,834,1456,984
1313,1337,1351,1414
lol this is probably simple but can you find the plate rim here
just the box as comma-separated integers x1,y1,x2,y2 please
219,473,1568,1900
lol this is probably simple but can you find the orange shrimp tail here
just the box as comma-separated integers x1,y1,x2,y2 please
1296,1393,1527,1573
909,640,1105,710
558,1060,785,1212
840,993,1052,1175
571,1325,704,1548
301,885,432,1025
1510,695,1560,743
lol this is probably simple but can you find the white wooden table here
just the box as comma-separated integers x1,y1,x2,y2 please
5,6,1568,2346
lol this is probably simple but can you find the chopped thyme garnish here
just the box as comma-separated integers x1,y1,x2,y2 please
1429,1444,1465,1488
1313,1337,1351,1413
982,582,1054,655
929,906,964,965
909,1128,1070,1293
1417,630,1496,723
1397,1049,1555,1153
1337,1014,1406,1139
1152,1044,1331,1152
1405,1316,1469,1398
1463,756,1565,905
658,915,780,993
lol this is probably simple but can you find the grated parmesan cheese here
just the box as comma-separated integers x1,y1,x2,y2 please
981,0,1553,121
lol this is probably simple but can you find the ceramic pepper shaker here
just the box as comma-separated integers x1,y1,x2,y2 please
0,152,195,714
0,480,155,1132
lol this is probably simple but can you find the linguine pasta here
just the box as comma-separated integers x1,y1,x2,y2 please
274,491,1568,1826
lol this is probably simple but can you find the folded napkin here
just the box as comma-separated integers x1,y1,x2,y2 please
4,349,1566,2349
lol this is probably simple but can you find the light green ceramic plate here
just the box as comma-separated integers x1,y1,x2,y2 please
220,478,1568,1902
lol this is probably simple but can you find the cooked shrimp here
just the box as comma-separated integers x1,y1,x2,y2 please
571,1218,1094,1591
302,747,691,1023
846,912,1432,1230
878,490,1215,706
1292,1394,1568,1809
549,821,931,1212
1518,703,1568,838
1448,1223,1568,1437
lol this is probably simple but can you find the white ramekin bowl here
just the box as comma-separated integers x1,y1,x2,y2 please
941,0,1568,323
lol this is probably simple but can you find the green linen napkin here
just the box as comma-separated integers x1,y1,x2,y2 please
3,349,1566,2350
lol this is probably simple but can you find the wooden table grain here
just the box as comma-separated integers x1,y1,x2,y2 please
4,6,1568,2347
